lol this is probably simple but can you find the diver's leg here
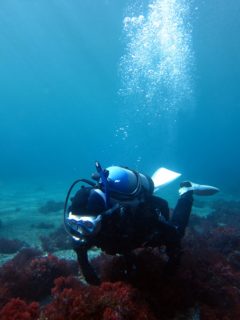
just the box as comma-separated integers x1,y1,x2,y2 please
171,179,219,235
171,188,194,238
163,186,194,253
165,187,193,273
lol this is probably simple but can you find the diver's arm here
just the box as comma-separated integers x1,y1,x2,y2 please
72,240,100,285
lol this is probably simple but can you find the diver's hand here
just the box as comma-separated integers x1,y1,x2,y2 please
83,267,101,286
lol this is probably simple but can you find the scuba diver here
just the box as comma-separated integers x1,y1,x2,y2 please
64,162,219,285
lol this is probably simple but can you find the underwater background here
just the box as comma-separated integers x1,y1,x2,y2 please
0,0,239,190
0,0,240,319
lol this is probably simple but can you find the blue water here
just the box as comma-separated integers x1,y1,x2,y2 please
0,0,239,195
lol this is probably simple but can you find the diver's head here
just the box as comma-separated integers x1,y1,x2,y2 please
67,187,107,240
70,187,107,215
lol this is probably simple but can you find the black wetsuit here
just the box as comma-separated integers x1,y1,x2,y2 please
70,189,193,285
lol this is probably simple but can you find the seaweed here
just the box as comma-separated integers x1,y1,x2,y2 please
1,202,240,319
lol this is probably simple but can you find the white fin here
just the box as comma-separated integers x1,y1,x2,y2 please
151,167,181,191
191,183,220,196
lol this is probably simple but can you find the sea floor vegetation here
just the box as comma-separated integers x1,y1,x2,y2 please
0,185,240,319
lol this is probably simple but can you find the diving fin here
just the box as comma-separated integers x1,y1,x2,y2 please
179,182,220,196
151,167,181,191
